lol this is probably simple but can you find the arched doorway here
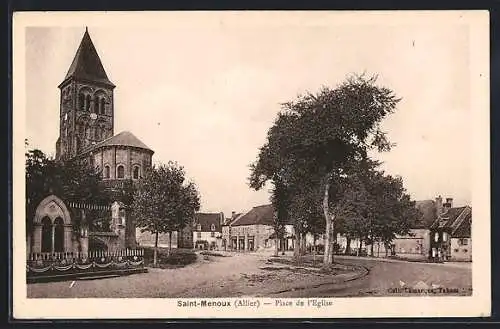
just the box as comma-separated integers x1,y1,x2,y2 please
41,217,52,253
31,195,72,253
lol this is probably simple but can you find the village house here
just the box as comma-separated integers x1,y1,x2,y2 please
222,204,319,252
429,196,472,262
387,199,437,259
223,205,275,251
193,213,224,250
221,212,241,250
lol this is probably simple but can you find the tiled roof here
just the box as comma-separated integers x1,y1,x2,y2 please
194,213,223,232
230,204,296,227
430,206,471,237
60,29,115,87
223,213,242,226
452,211,472,238
83,131,154,154
231,204,275,226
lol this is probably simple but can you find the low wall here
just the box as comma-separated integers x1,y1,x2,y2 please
27,249,146,283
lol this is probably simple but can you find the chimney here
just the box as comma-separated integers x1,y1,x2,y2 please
445,198,453,208
443,197,453,211
435,195,443,215
220,212,224,226
232,211,236,218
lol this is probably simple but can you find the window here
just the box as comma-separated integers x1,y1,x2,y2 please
454,249,459,253
211,224,215,231
211,232,215,237
104,165,110,179
93,95,99,114
133,166,140,179
85,94,91,111
78,93,85,111
442,232,448,242
119,209,126,225
116,165,125,179
197,232,201,239
100,98,106,114
459,238,468,246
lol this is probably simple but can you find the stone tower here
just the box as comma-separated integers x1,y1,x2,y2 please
56,28,116,160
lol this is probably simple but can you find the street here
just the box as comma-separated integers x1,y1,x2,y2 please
273,255,472,297
27,251,472,298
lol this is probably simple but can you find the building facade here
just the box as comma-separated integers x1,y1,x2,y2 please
222,205,275,252
193,213,224,250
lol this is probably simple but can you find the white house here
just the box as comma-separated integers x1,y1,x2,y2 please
193,212,224,250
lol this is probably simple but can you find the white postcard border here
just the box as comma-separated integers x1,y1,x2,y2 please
12,10,491,319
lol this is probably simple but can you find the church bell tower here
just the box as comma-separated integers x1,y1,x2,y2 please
56,28,116,161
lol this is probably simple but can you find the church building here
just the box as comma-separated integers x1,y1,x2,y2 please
27,28,154,255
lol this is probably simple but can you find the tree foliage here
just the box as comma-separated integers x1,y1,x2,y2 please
25,147,109,233
131,161,200,263
249,74,402,265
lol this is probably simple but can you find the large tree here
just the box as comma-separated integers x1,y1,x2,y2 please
132,161,200,265
249,74,400,265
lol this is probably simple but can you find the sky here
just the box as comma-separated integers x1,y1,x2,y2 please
24,13,473,216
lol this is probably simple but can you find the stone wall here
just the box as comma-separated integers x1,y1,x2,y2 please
90,145,152,180
226,224,274,251
136,230,178,248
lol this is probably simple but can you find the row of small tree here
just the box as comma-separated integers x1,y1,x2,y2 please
25,144,200,266
249,74,421,266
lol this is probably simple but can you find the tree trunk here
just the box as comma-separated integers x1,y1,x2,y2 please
313,235,317,266
345,236,351,255
327,225,334,263
370,239,374,257
154,231,159,266
322,177,333,266
275,235,279,257
293,232,300,264
301,233,306,256
168,231,172,257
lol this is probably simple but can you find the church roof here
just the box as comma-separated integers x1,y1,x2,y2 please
83,131,154,154
59,28,115,88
